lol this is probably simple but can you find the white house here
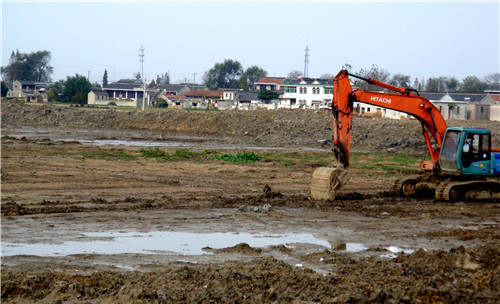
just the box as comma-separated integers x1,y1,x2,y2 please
278,77,333,109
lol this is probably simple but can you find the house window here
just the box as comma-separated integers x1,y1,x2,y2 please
481,107,484,113
299,87,307,94
285,86,296,93
324,87,333,94
312,87,320,94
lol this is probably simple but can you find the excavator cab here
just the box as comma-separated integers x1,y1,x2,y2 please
439,127,495,176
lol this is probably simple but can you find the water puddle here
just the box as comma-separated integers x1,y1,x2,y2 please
1,231,370,257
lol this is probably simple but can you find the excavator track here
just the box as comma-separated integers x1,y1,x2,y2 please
391,176,419,196
435,178,500,201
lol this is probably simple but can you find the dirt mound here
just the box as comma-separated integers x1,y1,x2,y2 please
3,100,498,153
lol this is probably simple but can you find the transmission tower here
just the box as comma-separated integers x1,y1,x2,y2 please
304,46,310,77
138,45,145,82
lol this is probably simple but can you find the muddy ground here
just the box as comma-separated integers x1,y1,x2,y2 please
1,100,499,303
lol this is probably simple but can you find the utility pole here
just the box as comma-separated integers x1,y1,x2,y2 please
192,73,196,91
87,71,90,82
139,45,145,111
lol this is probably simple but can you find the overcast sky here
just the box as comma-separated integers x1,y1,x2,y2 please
2,0,499,84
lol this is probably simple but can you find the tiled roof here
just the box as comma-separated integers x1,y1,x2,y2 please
156,84,189,91
488,94,500,102
255,77,285,84
105,80,143,90
185,90,223,98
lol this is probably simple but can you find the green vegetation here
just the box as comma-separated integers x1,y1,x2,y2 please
82,151,136,161
212,152,262,163
139,147,170,160
349,152,421,174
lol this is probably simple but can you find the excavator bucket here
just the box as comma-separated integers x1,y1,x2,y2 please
310,166,349,201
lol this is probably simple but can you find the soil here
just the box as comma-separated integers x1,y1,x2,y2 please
1,100,499,303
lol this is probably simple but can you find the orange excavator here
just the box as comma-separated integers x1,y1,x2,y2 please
311,70,500,201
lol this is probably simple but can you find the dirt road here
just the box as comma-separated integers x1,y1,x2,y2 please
1,101,499,303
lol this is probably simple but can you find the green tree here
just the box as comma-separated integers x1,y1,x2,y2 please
1,81,9,97
445,77,459,92
245,66,267,89
258,89,279,102
102,69,109,87
3,50,53,82
63,74,92,104
203,59,243,90
47,80,64,102
389,73,411,88
240,73,249,91
460,76,487,93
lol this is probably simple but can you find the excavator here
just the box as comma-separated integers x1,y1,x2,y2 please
311,70,500,201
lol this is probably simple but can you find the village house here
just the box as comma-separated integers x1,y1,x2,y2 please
278,77,333,109
87,89,110,105
96,79,154,107
7,80,52,102
254,77,285,91
184,90,223,108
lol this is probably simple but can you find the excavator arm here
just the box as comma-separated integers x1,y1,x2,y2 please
332,70,447,171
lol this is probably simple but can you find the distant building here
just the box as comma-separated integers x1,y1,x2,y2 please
278,77,333,109
87,89,110,105
7,80,52,102
101,79,154,107
255,77,285,91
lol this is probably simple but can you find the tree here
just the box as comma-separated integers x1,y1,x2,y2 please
485,73,500,83
3,50,53,82
102,69,109,87
47,80,64,103
287,70,303,78
63,74,92,104
320,73,334,80
203,59,243,90
134,72,141,82
389,73,411,88
445,77,459,92
460,76,487,93
245,66,267,89
354,65,390,91
1,81,9,97
413,78,422,91
258,89,279,102
240,73,249,91
341,63,353,71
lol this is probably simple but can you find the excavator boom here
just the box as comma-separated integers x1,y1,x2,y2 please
332,70,447,171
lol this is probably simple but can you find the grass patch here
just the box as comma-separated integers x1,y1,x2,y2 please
82,151,137,161
1,135,17,140
212,152,262,163
139,147,170,160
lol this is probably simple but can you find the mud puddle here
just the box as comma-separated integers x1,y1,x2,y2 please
1,231,380,257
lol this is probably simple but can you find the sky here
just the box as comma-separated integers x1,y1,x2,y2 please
2,0,499,85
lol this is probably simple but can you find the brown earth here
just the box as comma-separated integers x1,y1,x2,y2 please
1,100,499,303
